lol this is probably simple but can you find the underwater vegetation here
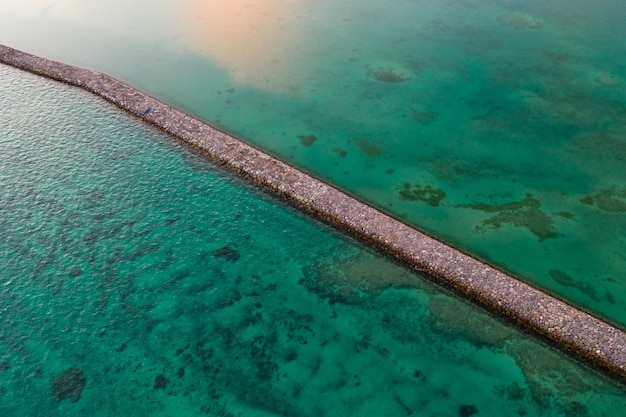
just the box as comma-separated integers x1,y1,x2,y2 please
459,404,479,417
52,368,86,403
332,147,348,158
424,296,612,411
153,373,170,390
571,132,626,165
427,294,516,349
398,183,446,207
4,4,626,414
301,249,419,304
2,112,623,417
548,269,600,302
298,134,318,147
212,244,241,262
505,339,598,410
580,187,626,212
496,14,544,30
365,65,412,83
421,157,515,186
302,246,624,414
353,138,384,157
457,194,561,241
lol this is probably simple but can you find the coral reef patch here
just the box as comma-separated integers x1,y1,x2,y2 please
458,194,560,240
398,183,446,206
366,65,411,83
212,245,240,261
4,43,626,384
332,147,348,157
549,269,600,302
571,132,626,165
354,138,383,157
580,187,626,212
420,156,514,184
154,373,169,390
427,295,516,348
52,368,86,403
301,248,419,303
422,157,514,185
459,404,478,417
507,340,596,408
298,134,317,147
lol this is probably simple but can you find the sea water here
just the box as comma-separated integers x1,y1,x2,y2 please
2,64,626,416
1,0,624,327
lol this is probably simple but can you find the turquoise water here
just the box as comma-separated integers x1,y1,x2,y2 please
1,0,624,327
2,64,626,416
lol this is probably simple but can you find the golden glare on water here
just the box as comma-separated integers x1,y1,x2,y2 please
179,0,307,92
0,0,321,93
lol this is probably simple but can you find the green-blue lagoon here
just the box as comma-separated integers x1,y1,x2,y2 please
1,58,625,417
1,0,624,326
2,0,626,415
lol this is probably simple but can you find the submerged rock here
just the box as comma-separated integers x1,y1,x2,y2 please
586,188,626,212
459,404,478,417
398,183,446,207
354,138,383,157
301,249,419,304
154,373,169,390
458,194,560,241
548,269,600,301
298,134,317,147
366,65,411,83
212,245,240,262
52,368,86,403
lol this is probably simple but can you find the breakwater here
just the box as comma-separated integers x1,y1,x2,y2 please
2,44,624,381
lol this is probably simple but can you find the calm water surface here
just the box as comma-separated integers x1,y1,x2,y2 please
1,0,625,326
2,64,626,416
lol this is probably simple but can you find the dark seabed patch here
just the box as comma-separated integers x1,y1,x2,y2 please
298,134,318,147
549,269,600,302
366,65,412,83
581,187,626,212
398,183,446,206
52,368,86,403
212,244,240,262
458,194,560,240
153,373,169,390
354,138,384,157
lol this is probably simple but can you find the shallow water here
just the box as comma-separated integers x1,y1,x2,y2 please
2,0,625,327
2,64,626,416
